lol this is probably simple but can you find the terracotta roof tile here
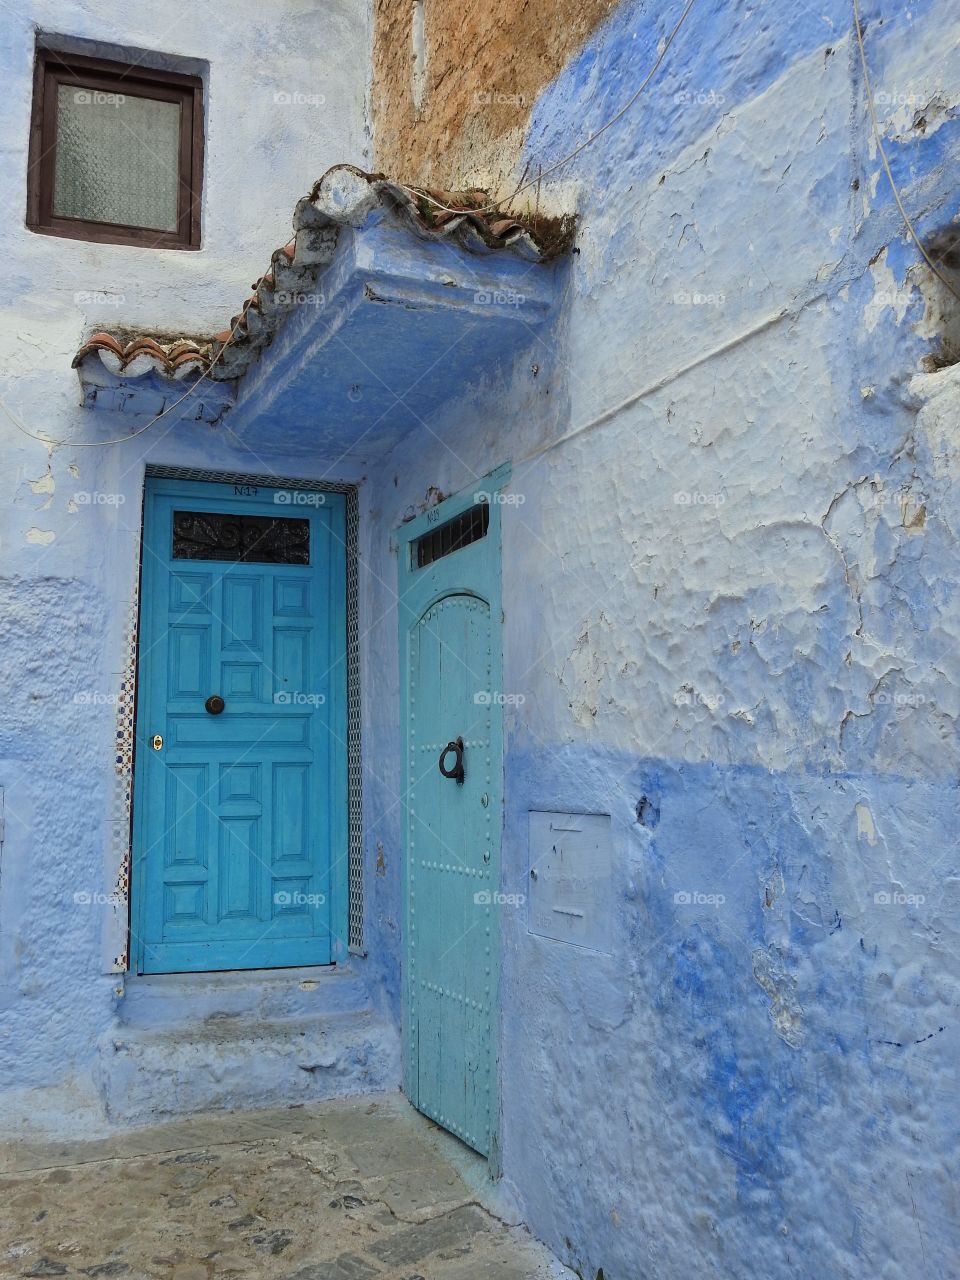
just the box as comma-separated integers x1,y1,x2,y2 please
72,332,212,379
75,332,126,361
72,165,574,391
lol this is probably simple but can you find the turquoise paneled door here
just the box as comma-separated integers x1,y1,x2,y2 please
398,473,506,1160
133,478,346,974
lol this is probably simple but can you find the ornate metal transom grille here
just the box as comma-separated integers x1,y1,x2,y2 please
172,510,310,564
415,502,489,568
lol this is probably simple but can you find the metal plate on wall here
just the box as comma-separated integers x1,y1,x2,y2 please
527,811,612,952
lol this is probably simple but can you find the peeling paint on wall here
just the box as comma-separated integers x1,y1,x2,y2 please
361,2,960,1277
752,946,804,1048
25,528,55,545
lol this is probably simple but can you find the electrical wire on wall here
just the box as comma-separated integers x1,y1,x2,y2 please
512,0,960,469
853,0,960,303
415,0,700,219
1,293,256,449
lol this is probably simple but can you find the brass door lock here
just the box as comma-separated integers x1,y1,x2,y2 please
151,734,163,751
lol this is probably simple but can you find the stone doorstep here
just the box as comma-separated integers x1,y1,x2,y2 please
117,965,373,1030
94,1009,402,1126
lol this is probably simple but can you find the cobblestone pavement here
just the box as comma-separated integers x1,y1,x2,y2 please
0,1094,569,1280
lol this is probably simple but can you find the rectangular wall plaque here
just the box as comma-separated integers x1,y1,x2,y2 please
527,811,612,952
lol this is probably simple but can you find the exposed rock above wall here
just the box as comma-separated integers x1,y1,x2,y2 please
371,0,620,194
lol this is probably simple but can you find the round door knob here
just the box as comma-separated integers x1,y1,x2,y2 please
204,695,225,715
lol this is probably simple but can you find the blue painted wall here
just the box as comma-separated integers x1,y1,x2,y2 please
0,1,387,1133
360,1,960,1276
0,0,958,1274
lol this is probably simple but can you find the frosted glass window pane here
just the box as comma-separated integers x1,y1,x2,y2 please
54,85,181,232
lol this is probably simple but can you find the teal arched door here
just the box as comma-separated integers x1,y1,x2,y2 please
397,474,506,1159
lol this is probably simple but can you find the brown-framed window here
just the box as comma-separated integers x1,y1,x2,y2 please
27,50,203,250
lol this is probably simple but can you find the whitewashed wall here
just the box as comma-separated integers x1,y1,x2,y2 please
0,0,371,1133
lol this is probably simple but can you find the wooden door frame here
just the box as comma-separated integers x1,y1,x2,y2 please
395,463,509,1169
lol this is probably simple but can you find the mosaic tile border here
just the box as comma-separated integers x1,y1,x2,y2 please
108,587,139,972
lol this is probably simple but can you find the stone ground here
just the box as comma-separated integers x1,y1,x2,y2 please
0,1094,570,1280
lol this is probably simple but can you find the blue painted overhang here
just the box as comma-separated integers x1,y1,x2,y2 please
228,214,556,456
72,167,562,459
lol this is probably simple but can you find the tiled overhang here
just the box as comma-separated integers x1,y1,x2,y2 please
73,166,567,453
73,335,234,425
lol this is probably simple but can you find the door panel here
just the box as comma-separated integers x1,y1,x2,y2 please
408,595,494,1150
398,477,506,1159
133,479,347,974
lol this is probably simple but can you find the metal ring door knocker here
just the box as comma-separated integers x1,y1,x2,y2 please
438,736,465,785
205,695,226,715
